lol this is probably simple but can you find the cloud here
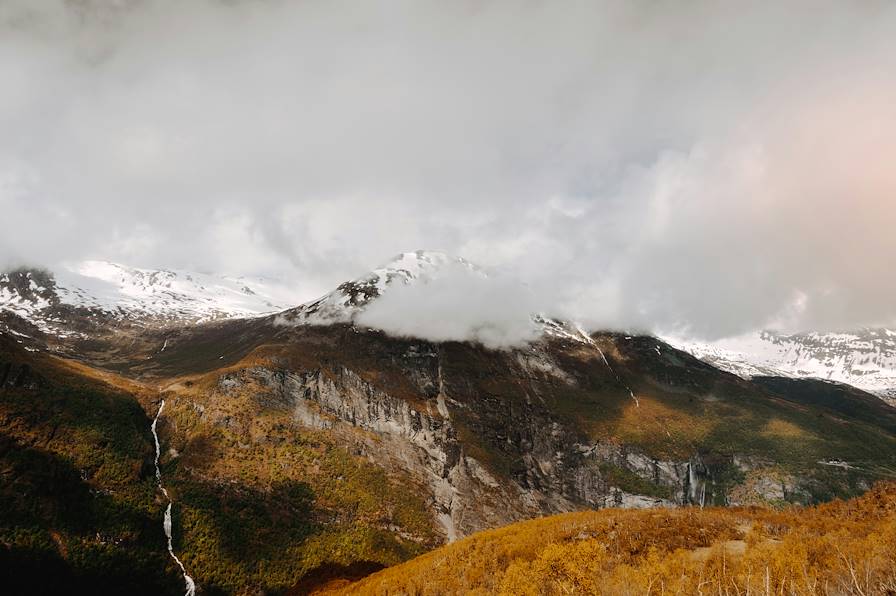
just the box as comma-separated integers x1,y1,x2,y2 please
356,260,541,348
1,0,895,340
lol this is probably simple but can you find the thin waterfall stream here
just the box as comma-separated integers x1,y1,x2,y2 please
151,399,197,596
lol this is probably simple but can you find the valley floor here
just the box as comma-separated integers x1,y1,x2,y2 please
323,483,896,595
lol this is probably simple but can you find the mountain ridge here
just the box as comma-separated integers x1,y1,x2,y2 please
0,260,296,333
669,329,896,405
4,251,895,405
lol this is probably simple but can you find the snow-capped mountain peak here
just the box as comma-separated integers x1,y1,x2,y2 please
277,250,481,325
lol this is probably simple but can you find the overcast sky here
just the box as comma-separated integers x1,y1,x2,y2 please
2,0,895,339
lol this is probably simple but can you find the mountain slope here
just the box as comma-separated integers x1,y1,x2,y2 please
0,335,183,595
0,328,438,595
114,313,896,592
324,482,896,595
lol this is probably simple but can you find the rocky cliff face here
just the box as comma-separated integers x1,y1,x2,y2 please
222,364,534,540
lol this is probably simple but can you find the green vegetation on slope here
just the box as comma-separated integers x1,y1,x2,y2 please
155,369,439,595
0,337,182,595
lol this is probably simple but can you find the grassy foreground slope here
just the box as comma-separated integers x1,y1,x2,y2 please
326,483,896,595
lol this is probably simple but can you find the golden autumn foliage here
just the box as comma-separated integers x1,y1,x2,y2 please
322,483,896,595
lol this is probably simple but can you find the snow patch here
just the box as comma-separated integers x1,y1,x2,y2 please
1,261,298,333
666,329,896,404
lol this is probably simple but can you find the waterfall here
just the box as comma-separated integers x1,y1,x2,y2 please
686,458,707,508
151,400,197,596
573,325,640,407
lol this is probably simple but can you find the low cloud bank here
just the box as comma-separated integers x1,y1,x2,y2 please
356,261,542,349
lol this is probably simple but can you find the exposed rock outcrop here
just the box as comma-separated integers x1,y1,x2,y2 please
223,352,731,540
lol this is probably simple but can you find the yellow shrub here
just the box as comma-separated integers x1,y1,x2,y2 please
330,483,896,596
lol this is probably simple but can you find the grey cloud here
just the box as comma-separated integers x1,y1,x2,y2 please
356,261,542,349
1,0,895,340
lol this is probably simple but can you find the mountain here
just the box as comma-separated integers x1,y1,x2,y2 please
3,251,896,594
0,260,294,334
668,329,896,405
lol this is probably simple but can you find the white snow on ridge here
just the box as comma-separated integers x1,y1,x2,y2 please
64,261,296,321
666,329,896,405
1,261,298,330
0,271,61,335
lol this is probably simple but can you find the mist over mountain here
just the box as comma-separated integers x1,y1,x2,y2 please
2,1,896,340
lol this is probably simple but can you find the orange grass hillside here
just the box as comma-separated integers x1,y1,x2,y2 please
319,483,896,595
